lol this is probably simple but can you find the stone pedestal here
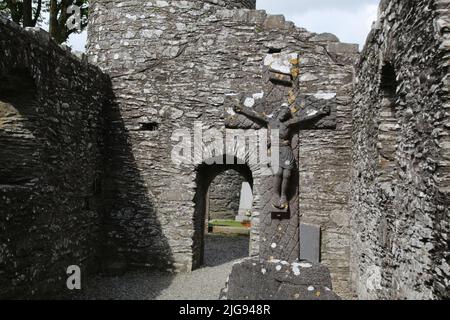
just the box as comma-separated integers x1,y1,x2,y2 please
221,257,340,300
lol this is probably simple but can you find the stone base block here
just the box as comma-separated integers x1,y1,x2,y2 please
220,257,340,300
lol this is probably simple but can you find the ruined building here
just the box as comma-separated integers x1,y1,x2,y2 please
0,0,448,299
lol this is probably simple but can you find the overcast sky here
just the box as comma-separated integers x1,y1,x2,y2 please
257,0,380,47
67,0,380,52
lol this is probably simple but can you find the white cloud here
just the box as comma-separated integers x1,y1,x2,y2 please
257,0,380,49
67,31,87,52
257,0,378,11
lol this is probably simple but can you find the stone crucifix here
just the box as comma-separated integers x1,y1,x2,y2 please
233,102,330,210
222,52,341,301
225,51,336,262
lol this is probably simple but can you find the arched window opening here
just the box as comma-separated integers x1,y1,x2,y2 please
377,62,399,181
380,63,397,98
377,62,400,282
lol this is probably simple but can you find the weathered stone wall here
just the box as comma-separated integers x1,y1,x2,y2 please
204,0,256,9
208,170,245,221
0,18,110,298
87,0,358,296
351,0,450,299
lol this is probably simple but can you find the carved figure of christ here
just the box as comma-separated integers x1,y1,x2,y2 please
233,102,330,209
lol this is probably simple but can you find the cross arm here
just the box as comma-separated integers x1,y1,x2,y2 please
287,105,330,128
234,103,269,125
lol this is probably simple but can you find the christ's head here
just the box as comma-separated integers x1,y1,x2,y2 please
277,103,292,122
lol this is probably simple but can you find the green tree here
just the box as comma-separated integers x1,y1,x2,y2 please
0,0,88,44
48,0,89,44
0,0,43,27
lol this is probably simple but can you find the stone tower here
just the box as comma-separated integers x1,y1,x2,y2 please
87,0,358,297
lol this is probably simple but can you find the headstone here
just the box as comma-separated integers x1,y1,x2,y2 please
236,182,253,222
299,223,321,263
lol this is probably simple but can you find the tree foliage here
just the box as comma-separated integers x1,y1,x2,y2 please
0,0,43,27
48,0,89,44
0,0,89,44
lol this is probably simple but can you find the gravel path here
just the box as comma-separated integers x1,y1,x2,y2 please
72,234,249,300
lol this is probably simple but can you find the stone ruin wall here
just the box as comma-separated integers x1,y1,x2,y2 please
0,0,447,301
88,0,358,297
208,170,246,221
206,0,256,9
0,17,110,298
351,0,450,299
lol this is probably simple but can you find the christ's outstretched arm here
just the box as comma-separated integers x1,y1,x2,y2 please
233,103,269,125
287,105,330,128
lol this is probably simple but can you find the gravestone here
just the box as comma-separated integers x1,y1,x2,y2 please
300,223,321,263
221,52,340,300
235,182,253,222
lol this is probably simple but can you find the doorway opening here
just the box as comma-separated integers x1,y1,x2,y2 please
193,157,253,269
0,68,39,185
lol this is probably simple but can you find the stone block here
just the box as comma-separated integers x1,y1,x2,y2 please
263,15,286,30
300,223,321,263
327,42,359,54
221,257,340,300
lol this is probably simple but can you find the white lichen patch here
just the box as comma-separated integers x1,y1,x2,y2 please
271,243,277,249
306,109,318,117
261,268,267,275
276,265,282,271
299,262,312,268
264,53,299,75
263,54,275,67
307,286,315,291
270,61,291,75
156,0,169,7
314,92,336,100
244,97,255,108
252,92,264,100
269,258,281,264
292,263,301,276
226,107,236,116
299,73,318,82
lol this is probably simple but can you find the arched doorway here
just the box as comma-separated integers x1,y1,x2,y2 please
0,68,39,185
192,156,253,269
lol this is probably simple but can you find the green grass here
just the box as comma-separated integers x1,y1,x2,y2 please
209,220,244,228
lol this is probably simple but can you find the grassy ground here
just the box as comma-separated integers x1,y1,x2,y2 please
208,220,244,228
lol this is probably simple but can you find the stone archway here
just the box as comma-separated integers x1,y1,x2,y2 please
192,154,262,270
0,67,40,185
